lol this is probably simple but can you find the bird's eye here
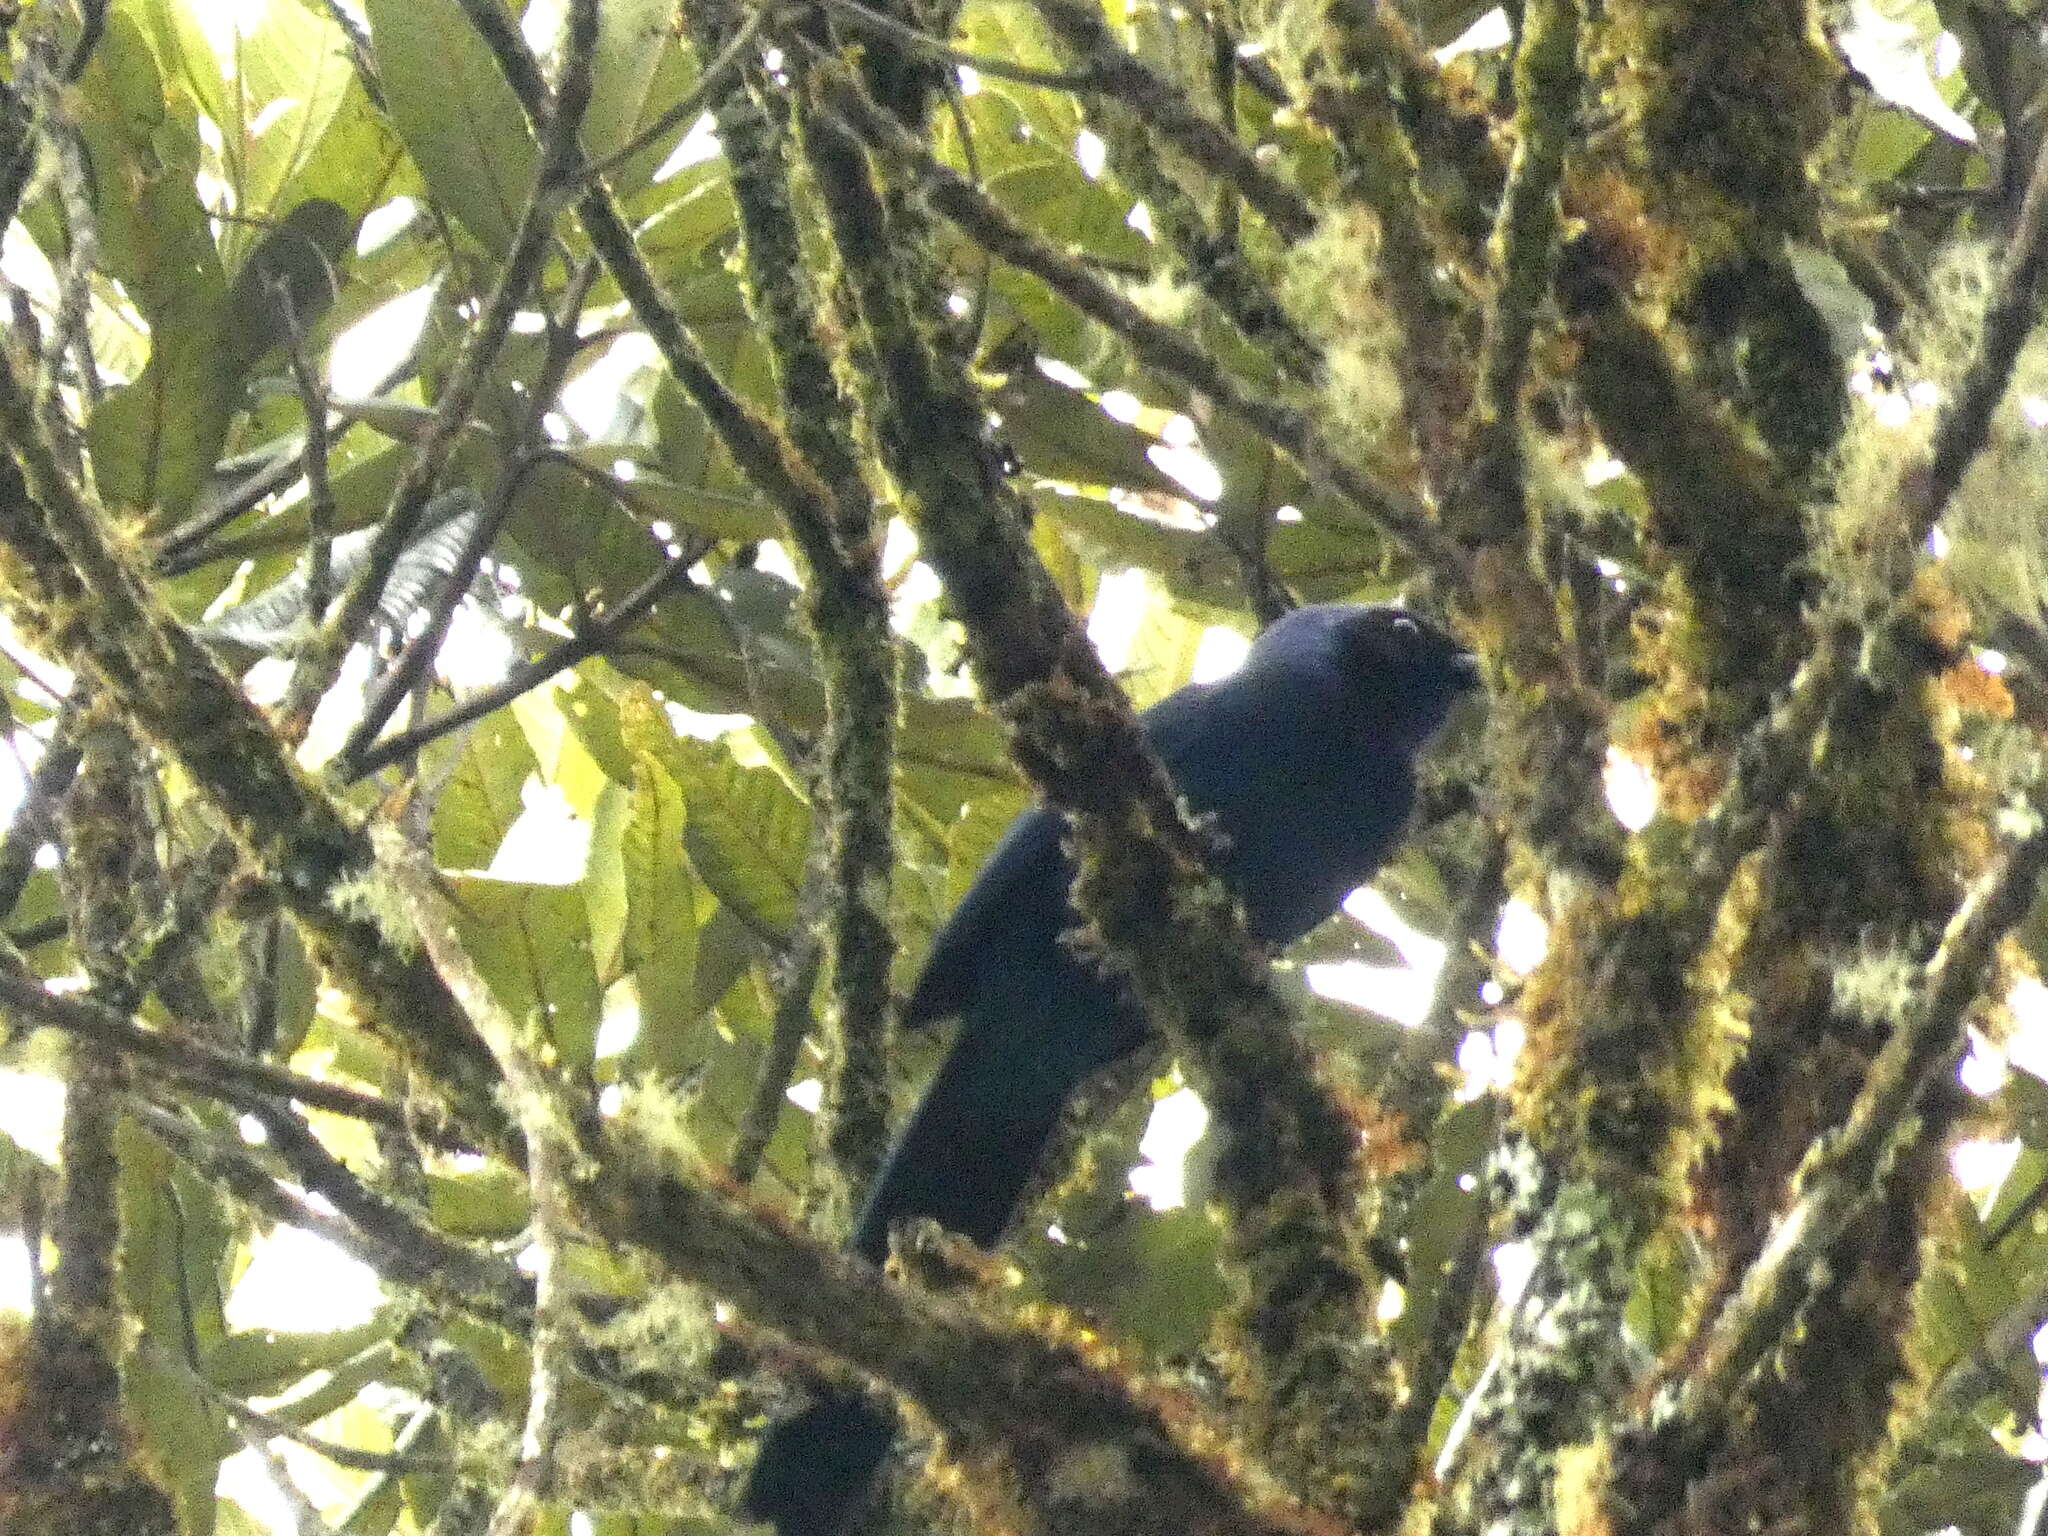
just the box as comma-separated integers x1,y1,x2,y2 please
1391,615,1420,638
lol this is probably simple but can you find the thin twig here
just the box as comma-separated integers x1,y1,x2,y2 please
814,65,1470,588
1909,130,2048,545
312,0,386,108
468,21,601,1527
1464,0,1580,533
63,0,109,83
245,1097,527,1310
139,1337,450,1476
583,7,773,183
0,949,473,1150
231,1419,342,1536
815,0,1104,92
1684,795,2048,1412
24,42,99,474
297,20,590,724
1027,0,1318,242
341,258,602,764
731,832,833,1185
134,1101,528,1328
342,539,706,780
279,288,339,628
0,701,84,919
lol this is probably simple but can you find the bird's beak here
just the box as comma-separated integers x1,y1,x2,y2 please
1450,651,1483,691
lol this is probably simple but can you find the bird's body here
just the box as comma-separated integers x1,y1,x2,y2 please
743,603,1477,1535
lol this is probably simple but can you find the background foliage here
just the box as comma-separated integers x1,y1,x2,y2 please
1,0,2047,1534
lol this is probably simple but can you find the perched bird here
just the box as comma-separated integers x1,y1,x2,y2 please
742,602,1478,1536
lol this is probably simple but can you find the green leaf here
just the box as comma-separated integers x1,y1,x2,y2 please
217,1,364,218
504,456,667,618
74,10,236,519
585,780,632,982
282,70,414,224
557,451,783,544
991,366,1192,503
426,1164,534,1239
1386,1101,1491,1365
207,1317,398,1395
252,1344,399,1428
339,1470,406,1536
88,339,239,523
118,1119,238,1534
619,692,810,942
364,0,541,257
434,714,540,870
446,874,605,1068
582,0,680,170
622,751,700,1073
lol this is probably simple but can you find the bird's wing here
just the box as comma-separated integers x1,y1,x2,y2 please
900,803,1067,1025
1138,676,1256,801
1140,668,1409,945
901,678,1248,1027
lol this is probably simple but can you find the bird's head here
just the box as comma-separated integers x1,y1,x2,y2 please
1244,602,1480,748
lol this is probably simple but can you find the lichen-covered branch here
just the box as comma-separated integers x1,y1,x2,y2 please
1028,0,1318,244
1904,132,2048,554
1686,792,2048,1413
1085,90,1322,384
814,65,1470,587
1463,0,1580,537
134,1101,528,1331
0,366,515,1159
379,818,1324,1535
1314,0,1474,472
0,942,470,1148
685,0,902,1224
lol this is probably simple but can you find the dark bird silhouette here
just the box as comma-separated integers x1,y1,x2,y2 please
742,603,1478,1535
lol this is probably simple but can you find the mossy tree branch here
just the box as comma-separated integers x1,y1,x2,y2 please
0,369,516,1160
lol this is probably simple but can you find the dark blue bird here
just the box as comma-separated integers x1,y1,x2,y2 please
742,602,1478,1536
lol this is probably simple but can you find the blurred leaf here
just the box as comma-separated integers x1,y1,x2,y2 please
74,11,236,520
1785,242,1879,363
582,0,680,170
207,1317,398,1395
1839,0,1978,143
1884,1449,2037,1536
621,694,809,943
558,450,783,544
364,0,540,257
199,487,482,650
254,1345,398,1428
691,903,760,1020
1387,1101,1492,1362
434,714,541,870
118,1120,238,1533
339,1470,406,1535
214,2,364,219
585,780,632,981
991,366,1191,503
447,875,604,1067
622,751,701,1073
426,1164,533,1240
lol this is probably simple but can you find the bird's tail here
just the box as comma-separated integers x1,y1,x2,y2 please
743,1017,1090,1533
849,1015,1087,1261
740,1391,895,1536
